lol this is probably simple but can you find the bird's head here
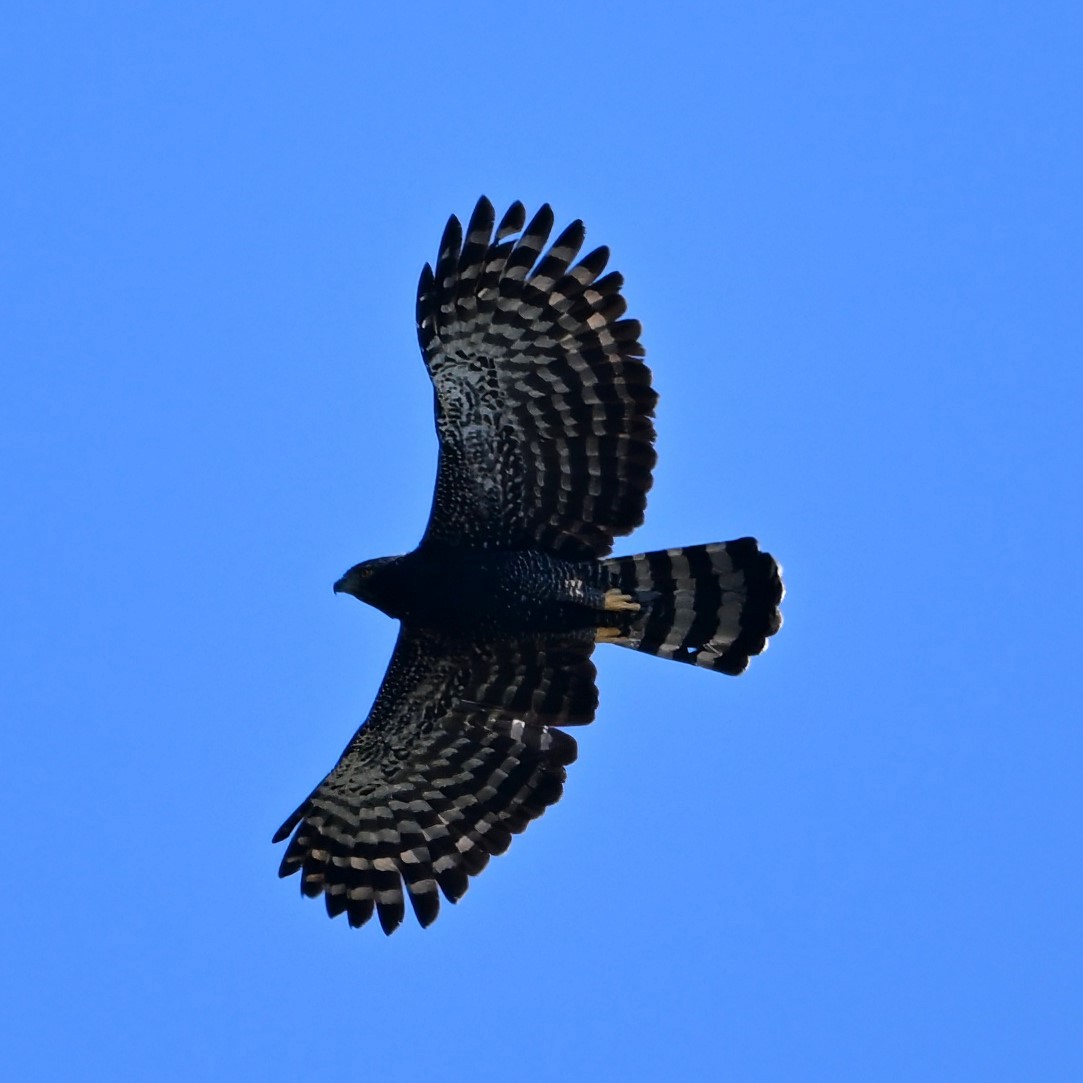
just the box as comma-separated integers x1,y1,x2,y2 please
333,556,405,617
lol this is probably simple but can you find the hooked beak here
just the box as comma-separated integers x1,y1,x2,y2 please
333,577,346,594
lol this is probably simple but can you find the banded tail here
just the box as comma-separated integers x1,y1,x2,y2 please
601,538,783,675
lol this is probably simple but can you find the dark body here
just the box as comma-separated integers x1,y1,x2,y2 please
275,198,784,934
335,546,610,638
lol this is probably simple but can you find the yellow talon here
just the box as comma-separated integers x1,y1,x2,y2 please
595,626,631,645
604,589,640,613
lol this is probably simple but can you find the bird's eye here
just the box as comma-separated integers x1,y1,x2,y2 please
360,566,373,578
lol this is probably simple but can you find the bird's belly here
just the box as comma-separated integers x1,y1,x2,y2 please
404,550,599,639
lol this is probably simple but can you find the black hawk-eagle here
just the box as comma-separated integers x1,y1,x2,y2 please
274,198,784,933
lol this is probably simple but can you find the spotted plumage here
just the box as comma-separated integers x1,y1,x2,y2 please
275,198,784,933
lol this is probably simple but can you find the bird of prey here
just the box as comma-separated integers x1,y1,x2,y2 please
274,198,783,934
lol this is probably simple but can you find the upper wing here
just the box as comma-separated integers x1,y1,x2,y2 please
273,629,597,933
416,197,658,560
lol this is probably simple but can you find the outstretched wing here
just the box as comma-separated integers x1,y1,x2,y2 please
416,197,658,560
273,629,597,933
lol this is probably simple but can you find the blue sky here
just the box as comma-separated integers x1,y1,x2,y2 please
3,4,1082,1080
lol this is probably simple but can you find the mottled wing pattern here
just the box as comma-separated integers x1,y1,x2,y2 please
603,539,784,675
417,197,658,559
274,630,596,933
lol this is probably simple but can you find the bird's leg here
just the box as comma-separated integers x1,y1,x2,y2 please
603,588,641,613
595,625,632,645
